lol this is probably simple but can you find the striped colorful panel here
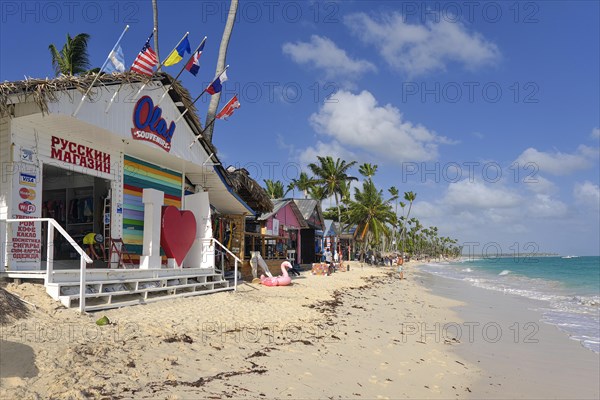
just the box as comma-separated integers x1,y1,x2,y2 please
123,155,182,257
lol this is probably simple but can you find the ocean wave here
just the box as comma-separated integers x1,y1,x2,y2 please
498,270,511,276
462,268,473,272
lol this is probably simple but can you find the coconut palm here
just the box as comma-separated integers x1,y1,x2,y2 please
347,179,396,253
401,191,417,258
388,186,400,251
152,0,160,69
289,172,316,199
308,185,327,201
358,163,378,180
48,33,91,76
263,179,287,199
204,0,239,143
308,156,357,252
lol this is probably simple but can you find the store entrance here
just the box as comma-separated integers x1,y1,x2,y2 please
42,165,111,263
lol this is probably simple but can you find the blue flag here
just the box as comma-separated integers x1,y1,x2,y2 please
102,45,125,73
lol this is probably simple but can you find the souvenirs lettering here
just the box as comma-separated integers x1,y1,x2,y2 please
131,96,176,152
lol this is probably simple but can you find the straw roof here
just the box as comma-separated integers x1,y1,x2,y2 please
0,72,272,214
0,287,30,325
227,167,273,213
0,71,216,156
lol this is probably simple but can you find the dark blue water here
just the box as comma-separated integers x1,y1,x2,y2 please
420,256,600,353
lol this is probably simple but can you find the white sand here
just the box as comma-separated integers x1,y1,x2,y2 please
0,261,545,399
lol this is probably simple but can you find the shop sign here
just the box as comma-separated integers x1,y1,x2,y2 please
18,201,36,214
20,148,35,164
10,162,42,269
19,172,37,186
131,96,175,152
19,187,36,200
50,136,111,174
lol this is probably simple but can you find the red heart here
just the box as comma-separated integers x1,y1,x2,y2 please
161,206,197,266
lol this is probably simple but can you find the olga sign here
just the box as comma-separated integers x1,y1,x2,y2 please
131,96,176,152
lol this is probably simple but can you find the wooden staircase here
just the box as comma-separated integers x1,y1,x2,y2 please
45,268,231,311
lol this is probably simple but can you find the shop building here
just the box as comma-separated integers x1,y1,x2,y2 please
0,73,256,311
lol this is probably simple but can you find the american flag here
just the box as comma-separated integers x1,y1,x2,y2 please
131,34,158,76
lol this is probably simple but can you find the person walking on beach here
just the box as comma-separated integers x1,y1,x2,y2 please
398,263,404,280
323,247,333,264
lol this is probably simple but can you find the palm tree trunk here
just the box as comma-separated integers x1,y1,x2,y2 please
152,0,160,71
335,192,342,259
205,0,238,142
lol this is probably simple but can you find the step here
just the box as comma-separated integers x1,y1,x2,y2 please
53,278,230,308
45,271,225,300
70,285,233,312
50,268,220,284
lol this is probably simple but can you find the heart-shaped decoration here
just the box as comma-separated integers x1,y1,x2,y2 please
161,206,197,266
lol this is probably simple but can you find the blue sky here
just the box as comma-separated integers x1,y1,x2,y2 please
1,1,599,256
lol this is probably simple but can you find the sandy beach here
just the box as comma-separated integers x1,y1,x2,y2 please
1,261,599,399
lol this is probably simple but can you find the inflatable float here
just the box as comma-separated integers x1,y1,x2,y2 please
260,261,292,287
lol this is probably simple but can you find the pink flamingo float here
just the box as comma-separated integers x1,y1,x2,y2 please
260,261,293,286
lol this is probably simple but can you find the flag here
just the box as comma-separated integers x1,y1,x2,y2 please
185,41,205,76
164,35,191,66
131,34,158,76
206,70,228,95
216,95,241,119
102,45,125,73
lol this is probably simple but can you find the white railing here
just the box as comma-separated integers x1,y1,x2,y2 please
1,218,93,313
202,237,240,291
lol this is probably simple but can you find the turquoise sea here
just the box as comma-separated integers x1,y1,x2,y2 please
420,256,600,353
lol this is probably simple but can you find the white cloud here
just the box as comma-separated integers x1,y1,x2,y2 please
592,127,600,139
309,90,450,162
574,181,600,210
527,194,568,218
523,175,558,195
444,179,522,209
298,140,357,167
344,12,500,76
282,35,376,79
515,147,595,176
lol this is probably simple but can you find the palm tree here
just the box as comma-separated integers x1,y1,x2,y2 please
152,0,160,69
358,163,378,180
264,179,287,199
48,33,91,76
308,185,327,201
204,0,239,143
289,172,315,199
401,191,417,258
347,179,396,254
308,156,357,253
388,186,400,251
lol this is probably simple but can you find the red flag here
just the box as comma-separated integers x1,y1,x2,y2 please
216,95,241,120
131,34,158,76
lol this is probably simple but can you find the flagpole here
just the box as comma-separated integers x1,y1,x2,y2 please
131,32,190,99
175,65,229,123
105,30,154,114
188,93,236,148
188,119,215,148
73,25,129,117
156,36,207,107
105,31,189,113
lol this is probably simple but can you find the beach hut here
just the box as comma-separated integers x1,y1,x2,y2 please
241,199,308,278
293,199,326,264
0,73,258,311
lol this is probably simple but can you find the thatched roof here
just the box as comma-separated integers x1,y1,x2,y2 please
227,167,273,213
0,71,217,156
0,72,272,215
0,287,30,325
